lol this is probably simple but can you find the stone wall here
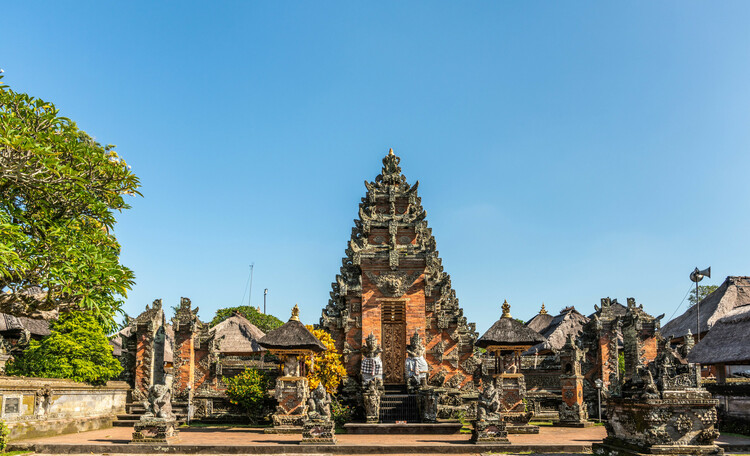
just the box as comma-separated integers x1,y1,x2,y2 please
0,376,128,441
705,381,750,435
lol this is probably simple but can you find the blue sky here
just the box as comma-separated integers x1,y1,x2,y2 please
3,2,750,333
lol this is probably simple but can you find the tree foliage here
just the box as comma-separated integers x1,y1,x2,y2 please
0,77,140,330
6,311,123,385
224,368,271,423
688,285,719,307
210,306,283,333
304,325,346,394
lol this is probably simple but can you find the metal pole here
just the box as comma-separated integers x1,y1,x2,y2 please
264,288,268,314
248,263,254,307
696,280,700,342
598,387,601,423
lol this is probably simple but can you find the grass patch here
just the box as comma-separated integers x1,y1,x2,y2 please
529,420,554,426
0,452,33,456
180,422,269,428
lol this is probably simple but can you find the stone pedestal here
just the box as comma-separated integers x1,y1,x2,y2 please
471,419,510,444
499,374,539,434
131,418,179,444
557,403,593,427
301,420,336,445
418,387,438,423
271,375,308,432
593,395,723,456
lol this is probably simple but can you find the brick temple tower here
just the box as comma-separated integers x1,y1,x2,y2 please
320,149,479,389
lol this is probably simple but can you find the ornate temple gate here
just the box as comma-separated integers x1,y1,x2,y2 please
381,300,406,384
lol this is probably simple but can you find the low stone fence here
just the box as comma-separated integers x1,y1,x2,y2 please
705,380,750,435
0,376,129,441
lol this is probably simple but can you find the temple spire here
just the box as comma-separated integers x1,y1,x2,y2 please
502,300,512,319
539,302,548,315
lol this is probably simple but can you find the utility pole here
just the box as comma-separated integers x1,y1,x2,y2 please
248,263,254,307
264,288,268,314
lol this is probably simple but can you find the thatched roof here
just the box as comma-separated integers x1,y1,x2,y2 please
477,301,546,348
662,276,750,339
210,313,265,354
525,306,589,354
525,304,554,333
258,306,325,352
0,313,51,336
688,303,750,365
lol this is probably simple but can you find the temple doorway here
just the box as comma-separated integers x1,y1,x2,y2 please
381,300,406,384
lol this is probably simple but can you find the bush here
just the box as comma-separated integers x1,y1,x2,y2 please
6,311,122,385
304,326,347,394
331,397,351,429
0,419,9,450
225,368,271,424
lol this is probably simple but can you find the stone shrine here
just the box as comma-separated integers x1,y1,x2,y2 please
556,334,591,427
320,149,479,414
258,305,326,433
593,299,722,456
476,300,545,433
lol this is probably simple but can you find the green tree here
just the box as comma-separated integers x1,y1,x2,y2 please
688,285,719,307
210,306,283,333
225,368,272,424
6,311,123,385
0,76,140,331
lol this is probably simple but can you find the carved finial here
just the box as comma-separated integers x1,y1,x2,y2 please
501,300,512,319
290,304,300,322
388,148,394,156
539,302,548,315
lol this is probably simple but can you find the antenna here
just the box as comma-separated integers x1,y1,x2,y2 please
248,263,255,307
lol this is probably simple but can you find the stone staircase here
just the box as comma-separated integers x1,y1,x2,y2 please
379,384,419,423
113,401,189,427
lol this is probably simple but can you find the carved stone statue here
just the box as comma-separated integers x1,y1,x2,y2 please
307,384,332,421
476,380,502,421
363,377,384,423
361,333,383,385
142,383,174,421
405,331,429,392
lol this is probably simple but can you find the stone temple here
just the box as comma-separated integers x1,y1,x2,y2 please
320,150,479,390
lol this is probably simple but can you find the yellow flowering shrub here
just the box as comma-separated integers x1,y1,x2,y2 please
305,326,347,394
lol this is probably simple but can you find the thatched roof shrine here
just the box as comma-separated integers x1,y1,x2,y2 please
688,303,750,365
525,303,554,333
211,312,265,354
662,276,750,338
525,306,589,354
476,300,546,349
258,305,326,353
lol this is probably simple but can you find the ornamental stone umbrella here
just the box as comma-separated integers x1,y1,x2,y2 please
258,304,329,441
475,300,546,437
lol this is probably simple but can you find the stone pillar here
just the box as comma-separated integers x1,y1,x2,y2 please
133,299,165,399
557,335,591,427
269,353,310,432
171,297,201,402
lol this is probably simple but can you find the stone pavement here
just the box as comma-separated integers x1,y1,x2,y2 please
14,425,750,456
20,424,606,446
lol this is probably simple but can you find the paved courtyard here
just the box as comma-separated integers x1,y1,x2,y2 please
21,423,606,446
17,425,750,456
